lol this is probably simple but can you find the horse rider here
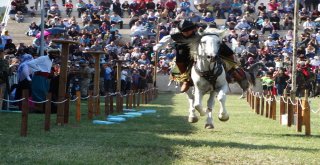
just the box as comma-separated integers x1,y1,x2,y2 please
153,20,240,92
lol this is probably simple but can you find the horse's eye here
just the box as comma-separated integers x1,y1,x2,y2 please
207,56,211,59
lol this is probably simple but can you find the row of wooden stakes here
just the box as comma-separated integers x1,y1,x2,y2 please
20,88,158,137
246,90,311,136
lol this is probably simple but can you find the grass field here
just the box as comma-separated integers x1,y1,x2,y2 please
0,93,320,164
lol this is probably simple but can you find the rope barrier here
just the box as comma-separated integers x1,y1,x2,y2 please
28,99,49,104
287,97,297,105
1,98,26,103
81,96,90,100
280,96,288,104
51,99,69,104
91,94,100,98
69,97,79,102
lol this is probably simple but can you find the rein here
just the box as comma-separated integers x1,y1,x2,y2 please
194,57,223,89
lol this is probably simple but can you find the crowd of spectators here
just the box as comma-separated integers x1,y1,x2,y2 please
1,0,320,110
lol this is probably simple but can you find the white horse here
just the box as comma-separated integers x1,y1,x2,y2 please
187,32,229,129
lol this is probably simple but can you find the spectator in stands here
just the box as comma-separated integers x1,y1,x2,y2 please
305,44,316,59
235,19,251,30
225,13,237,30
4,39,17,55
110,12,123,29
188,12,201,23
231,0,242,16
261,18,273,34
180,0,192,15
243,11,255,27
303,17,316,31
146,0,156,13
270,12,280,30
299,8,310,24
201,12,215,23
65,0,74,17
47,6,61,19
227,29,238,43
248,29,259,47
243,0,255,14
267,0,279,16
27,22,39,37
76,0,86,18
113,0,122,16
238,29,249,46
283,13,293,30
218,0,231,19
15,11,24,23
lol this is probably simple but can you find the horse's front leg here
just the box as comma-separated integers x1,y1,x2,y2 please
185,89,198,123
217,86,229,121
193,87,206,116
205,91,215,129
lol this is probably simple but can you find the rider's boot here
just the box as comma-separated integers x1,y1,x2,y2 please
176,62,190,93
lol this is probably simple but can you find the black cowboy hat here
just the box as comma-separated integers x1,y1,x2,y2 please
178,20,197,32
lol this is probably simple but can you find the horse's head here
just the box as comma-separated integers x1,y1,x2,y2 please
198,34,221,61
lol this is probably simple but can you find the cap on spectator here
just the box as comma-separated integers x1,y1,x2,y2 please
140,64,145,67
314,56,319,60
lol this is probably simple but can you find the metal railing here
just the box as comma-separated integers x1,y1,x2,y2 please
1,0,12,28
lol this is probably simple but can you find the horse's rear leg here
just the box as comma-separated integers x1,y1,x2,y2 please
205,92,215,129
217,89,229,122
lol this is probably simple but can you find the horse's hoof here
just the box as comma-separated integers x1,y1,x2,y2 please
218,114,229,122
239,95,245,99
205,124,214,129
188,117,198,123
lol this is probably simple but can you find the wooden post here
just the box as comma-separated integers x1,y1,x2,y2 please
255,95,260,114
137,90,140,107
246,89,249,103
302,90,311,135
129,90,133,109
260,96,264,116
120,95,124,112
296,98,302,132
44,93,52,131
133,92,136,108
126,92,129,109
83,51,105,116
265,95,269,118
52,39,78,126
105,93,110,117
279,95,286,125
145,90,148,104
248,91,251,108
287,97,293,127
116,93,121,113
88,90,93,119
141,90,145,104
20,89,29,137
75,91,81,122
110,94,114,114
251,92,255,110
271,95,276,120
64,94,70,124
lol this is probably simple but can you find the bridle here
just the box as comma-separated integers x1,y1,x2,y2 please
193,33,224,89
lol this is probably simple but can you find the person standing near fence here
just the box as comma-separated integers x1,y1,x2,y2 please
0,49,9,110
27,48,60,102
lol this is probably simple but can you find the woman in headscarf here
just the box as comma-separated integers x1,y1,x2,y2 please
15,54,33,101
